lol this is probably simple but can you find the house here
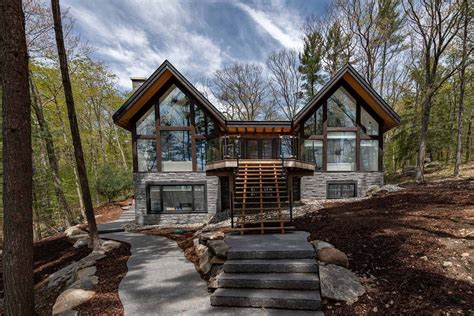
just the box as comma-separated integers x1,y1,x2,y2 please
113,60,400,230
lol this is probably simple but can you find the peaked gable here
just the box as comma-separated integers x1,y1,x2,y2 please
113,60,226,130
293,65,400,132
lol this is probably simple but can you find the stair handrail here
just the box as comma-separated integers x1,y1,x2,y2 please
231,135,241,228
279,135,294,222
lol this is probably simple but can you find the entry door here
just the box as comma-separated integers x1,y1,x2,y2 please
245,139,274,159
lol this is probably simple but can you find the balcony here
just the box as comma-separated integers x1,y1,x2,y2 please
205,135,315,173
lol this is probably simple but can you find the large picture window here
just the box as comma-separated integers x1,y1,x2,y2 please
148,184,206,213
136,107,155,135
137,139,157,172
159,85,191,126
361,107,379,136
327,132,356,171
304,106,323,135
304,140,323,171
160,130,192,172
361,140,379,171
327,87,356,128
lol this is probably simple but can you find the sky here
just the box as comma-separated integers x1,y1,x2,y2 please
62,0,331,91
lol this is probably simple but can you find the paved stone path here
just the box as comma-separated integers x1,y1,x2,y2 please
97,204,135,232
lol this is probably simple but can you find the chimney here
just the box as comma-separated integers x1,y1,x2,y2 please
131,77,147,92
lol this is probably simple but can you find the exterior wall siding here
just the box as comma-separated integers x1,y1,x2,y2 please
133,172,219,225
301,172,384,200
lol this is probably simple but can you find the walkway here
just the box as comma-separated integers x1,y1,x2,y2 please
97,204,135,233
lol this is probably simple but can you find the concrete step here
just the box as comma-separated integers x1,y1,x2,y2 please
224,259,317,273
218,272,320,290
210,288,321,310
228,248,315,260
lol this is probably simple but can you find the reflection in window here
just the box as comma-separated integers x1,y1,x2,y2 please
361,107,379,136
195,106,217,136
137,139,157,172
159,85,191,126
328,87,356,127
148,184,206,213
262,140,273,159
361,140,379,171
196,140,206,171
136,107,155,135
304,106,323,135
160,131,192,172
304,140,323,171
327,132,356,171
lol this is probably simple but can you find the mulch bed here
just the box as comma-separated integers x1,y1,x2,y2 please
75,241,131,315
294,178,474,315
0,234,92,315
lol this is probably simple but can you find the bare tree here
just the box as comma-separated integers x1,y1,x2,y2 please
51,0,100,248
0,0,35,313
404,0,463,182
266,49,304,120
212,63,271,120
454,0,470,176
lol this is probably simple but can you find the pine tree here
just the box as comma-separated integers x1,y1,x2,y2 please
324,21,352,75
299,31,325,99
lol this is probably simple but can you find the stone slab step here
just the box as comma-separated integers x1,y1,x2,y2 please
218,272,320,290
228,248,314,260
210,288,321,310
224,259,317,273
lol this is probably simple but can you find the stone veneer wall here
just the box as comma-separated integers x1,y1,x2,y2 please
301,172,384,200
133,172,220,225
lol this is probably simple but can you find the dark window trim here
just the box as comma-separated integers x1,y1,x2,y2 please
146,181,208,214
326,180,358,199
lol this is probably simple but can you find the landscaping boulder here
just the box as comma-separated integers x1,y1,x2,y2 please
52,288,95,315
207,240,229,258
366,185,380,197
199,231,225,244
73,239,89,249
67,234,89,245
319,264,365,304
65,226,87,237
208,265,224,291
311,240,335,252
366,184,403,197
100,240,121,252
318,247,349,268
194,238,208,257
198,247,212,274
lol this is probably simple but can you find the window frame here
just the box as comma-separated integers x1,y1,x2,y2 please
132,78,219,173
146,182,208,214
300,81,384,173
326,181,358,199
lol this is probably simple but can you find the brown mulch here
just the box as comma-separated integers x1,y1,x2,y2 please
0,234,92,315
75,241,131,315
294,178,474,315
94,198,132,224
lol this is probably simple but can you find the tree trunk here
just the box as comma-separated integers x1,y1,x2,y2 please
466,117,472,162
30,75,74,226
416,89,434,182
454,0,468,177
0,0,35,313
51,0,100,249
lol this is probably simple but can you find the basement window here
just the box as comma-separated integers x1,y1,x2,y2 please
147,184,206,214
327,182,357,199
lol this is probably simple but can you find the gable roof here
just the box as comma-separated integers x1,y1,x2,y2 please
293,64,400,132
113,61,400,133
113,60,226,130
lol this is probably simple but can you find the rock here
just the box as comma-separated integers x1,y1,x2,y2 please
194,239,208,258
67,234,89,244
319,264,365,304
65,226,87,237
198,247,212,274
73,239,89,249
208,265,224,290
207,240,229,258
366,185,380,196
210,256,226,264
52,288,95,315
121,206,131,210
199,231,225,244
100,240,121,252
83,251,106,263
443,261,453,267
70,276,99,290
420,256,428,261
76,266,96,280
311,240,335,252
461,252,469,257
318,248,349,268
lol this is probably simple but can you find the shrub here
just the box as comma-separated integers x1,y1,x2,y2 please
95,165,132,203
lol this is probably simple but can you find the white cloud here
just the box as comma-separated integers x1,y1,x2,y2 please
235,2,303,50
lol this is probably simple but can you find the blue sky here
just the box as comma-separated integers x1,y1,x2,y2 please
62,0,330,91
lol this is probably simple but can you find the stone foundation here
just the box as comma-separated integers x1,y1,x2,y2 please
301,172,384,199
133,172,219,225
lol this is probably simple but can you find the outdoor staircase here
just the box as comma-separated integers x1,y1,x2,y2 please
210,232,322,311
233,160,292,234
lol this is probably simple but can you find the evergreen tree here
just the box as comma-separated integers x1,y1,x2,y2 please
299,31,325,99
324,21,352,75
